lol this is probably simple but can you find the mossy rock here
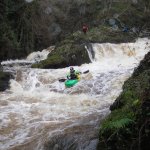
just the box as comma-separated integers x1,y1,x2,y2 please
69,25,136,44
32,54,66,69
32,42,91,69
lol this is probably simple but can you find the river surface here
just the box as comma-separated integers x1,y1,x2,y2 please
0,38,150,150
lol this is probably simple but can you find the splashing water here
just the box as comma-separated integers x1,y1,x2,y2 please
0,38,150,150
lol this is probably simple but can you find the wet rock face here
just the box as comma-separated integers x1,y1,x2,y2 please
109,95,124,111
133,51,150,76
0,71,13,91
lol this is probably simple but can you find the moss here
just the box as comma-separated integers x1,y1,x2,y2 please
111,2,131,13
32,54,66,69
70,24,136,44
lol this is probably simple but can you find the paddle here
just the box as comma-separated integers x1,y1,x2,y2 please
59,78,66,82
83,70,89,74
58,70,89,82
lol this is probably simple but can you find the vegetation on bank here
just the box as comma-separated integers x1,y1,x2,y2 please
97,52,150,150
0,0,40,60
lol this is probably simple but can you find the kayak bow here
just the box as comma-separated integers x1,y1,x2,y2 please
65,79,79,87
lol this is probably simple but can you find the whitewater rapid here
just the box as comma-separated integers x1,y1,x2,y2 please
0,38,150,150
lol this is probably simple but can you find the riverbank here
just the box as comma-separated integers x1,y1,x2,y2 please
97,51,150,150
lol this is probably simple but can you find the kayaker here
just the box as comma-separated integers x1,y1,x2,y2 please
67,67,80,80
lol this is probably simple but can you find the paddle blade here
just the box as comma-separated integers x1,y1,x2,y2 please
59,79,66,82
83,70,89,74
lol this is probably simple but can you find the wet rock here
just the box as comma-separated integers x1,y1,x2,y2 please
133,51,150,76
32,43,91,69
48,23,62,37
110,96,124,111
0,71,13,91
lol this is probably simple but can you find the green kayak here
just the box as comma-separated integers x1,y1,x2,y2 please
65,79,79,87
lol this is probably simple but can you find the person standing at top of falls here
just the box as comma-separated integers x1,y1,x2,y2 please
82,24,88,34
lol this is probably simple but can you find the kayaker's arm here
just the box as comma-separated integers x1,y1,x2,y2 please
67,75,70,79
66,73,70,79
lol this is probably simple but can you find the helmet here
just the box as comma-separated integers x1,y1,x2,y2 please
70,67,74,71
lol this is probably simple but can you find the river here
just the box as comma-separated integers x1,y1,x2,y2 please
0,38,149,150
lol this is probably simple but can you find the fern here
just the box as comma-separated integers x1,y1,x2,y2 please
101,118,134,133
111,118,133,129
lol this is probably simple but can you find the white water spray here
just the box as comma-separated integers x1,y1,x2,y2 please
0,38,150,150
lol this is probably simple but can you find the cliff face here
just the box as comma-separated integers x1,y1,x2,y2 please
97,51,150,150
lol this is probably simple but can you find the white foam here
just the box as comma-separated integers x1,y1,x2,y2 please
26,49,50,62
1,49,50,68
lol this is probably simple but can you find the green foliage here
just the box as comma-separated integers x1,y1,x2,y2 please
132,99,140,107
111,2,130,13
101,118,134,133
100,107,135,135
68,24,135,44
32,54,66,69
0,0,40,60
